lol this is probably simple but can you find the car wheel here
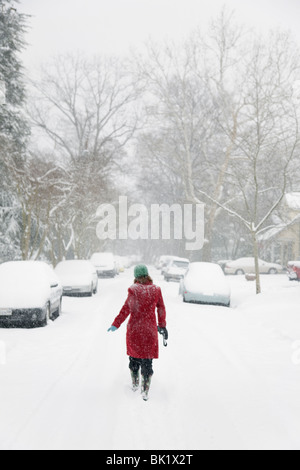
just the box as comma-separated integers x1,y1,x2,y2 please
40,303,51,327
235,269,245,275
268,268,277,275
56,298,62,318
47,303,51,322
88,284,93,297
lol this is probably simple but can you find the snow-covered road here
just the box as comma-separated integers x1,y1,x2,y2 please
0,269,300,450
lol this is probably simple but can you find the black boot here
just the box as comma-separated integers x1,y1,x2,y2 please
130,370,139,391
141,375,152,401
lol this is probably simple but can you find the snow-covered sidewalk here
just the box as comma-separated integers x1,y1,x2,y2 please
0,271,299,450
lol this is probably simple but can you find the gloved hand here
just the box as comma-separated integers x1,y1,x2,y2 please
107,325,118,332
158,326,168,340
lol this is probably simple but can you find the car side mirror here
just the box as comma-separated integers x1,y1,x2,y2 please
51,283,58,288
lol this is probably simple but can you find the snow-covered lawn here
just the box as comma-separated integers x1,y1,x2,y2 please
0,269,299,450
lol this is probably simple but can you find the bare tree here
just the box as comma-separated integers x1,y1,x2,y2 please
199,31,300,293
133,38,216,261
28,53,140,260
190,10,246,260
29,53,139,162
134,10,246,260
135,39,214,204
136,12,300,294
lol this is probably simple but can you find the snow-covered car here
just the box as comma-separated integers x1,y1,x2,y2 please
0,261,62,327
164,257,189,282
161,257,177,276
156,255,175,273
287,261,300,281
90,252,116,278
55,260,98,296
179,262,231,307
217,260,232,272
224,258,284,275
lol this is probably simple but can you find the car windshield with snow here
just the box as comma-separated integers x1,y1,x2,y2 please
179,262,231,307
164,257,190,282
0,261,62,327
156,255,176,271
55,260,98,296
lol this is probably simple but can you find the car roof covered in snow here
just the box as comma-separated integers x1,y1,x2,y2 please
91,252,114,261
0,261,57,309
55,260,95,273
188,262,224,274
184,262,230,295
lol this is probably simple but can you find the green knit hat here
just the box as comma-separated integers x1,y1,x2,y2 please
134,264,149,279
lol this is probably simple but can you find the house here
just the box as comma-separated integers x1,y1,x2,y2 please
259,193,300,266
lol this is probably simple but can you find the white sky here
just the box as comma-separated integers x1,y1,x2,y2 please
19,0,300,69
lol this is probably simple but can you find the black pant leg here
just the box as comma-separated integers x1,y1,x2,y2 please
141,359,153,378
129,356,141,374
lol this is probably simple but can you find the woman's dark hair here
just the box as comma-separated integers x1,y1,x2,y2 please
134,275,153,285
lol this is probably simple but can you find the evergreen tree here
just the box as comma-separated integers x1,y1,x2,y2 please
0,0,30,261
0,0,30,156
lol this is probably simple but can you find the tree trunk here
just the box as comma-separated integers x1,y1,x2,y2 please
251,230,261,295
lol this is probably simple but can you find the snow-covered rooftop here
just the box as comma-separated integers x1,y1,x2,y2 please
258,225,286,242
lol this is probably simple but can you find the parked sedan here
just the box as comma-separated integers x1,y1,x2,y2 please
224,258,283,275
90,252,116,278
0,261,62,328
156,255,175,272
164,257,189,282
55,260,98,296
179,262,231,307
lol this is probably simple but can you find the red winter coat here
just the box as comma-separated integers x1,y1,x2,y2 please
112,281,167,359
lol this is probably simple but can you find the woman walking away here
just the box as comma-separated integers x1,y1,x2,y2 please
108,265,167,401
